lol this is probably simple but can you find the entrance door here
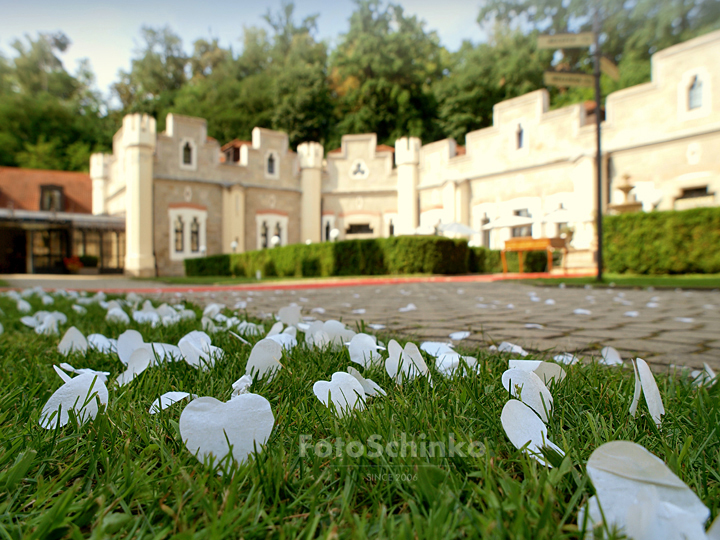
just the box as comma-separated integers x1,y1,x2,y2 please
0,228,27,273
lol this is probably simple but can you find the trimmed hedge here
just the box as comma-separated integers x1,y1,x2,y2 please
604,207,720,274
185,236,472,277
468,247,551,273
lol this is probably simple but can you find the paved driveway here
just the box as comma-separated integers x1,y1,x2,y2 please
159,280,719,371
3,275,718,371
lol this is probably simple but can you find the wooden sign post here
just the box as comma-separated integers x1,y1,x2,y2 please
539,13,607,281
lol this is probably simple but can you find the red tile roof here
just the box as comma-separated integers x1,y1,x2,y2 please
221,139,252,152
0,167,92,213
328,143,395,155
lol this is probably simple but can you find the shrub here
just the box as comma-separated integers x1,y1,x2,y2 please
604,207,720,274
185,236,470,277
78,255,98,268
468,247,548,273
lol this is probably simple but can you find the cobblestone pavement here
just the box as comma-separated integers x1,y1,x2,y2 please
156,280,720,372
4,275,719,371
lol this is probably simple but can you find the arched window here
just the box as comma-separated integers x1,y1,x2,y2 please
516,125,524,149
261,221,269,248
174,216,184,252
689,76,702,110
325,221,331,241
389,219,394,237
275,222,282,246
481,214,491,247
183,142,193,165
267,154,275,175
190,217,200,252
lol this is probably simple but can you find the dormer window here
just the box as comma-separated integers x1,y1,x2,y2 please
179,138,197,170
267,154,275,175
40,185,64,212
689,76,702,110
516,125,524,149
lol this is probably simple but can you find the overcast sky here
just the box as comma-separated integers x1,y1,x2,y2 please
0,0,488,100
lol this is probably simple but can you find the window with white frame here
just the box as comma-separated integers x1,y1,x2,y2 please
179,138,197,171
169,207,207,261
678,68,711,121
256,213,288,248
689,76,702,110
264,151,280,179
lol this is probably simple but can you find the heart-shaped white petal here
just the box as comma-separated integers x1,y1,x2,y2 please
179,394,274,465
245,338,283,381
313,372,366,416
449,331,471,341
20,315,38,328
266,321,283,337
202,303,225,319
267,332,297,351
58,326,88,356
420,341,455,357
501,368,553,422
399,303,417,312
347,366,386,397
553,352,579,365
72,304,87,315
435,353,478,376
630,358,665,426
574,308,591,315
116,348,152,386
278,305,301,326
508,360,566,385
500,399,563,467
583,441,709,538
40,372,109,429
17,299,32,313
599,346,623,366
231,374,253,397
58,362,109,382
35,314,59,335
385,340,431,384
149,391,193,414
106,307,130,324
348,333,384,368
498,341,529,357
117,330,146,365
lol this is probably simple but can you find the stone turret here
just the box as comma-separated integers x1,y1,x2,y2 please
89,153,111,215
394,137,421,235
121,113,156,277
298,142,324,243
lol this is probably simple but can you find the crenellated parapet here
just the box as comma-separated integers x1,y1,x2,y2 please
394,137,421,166
121,114,156,149
297,142,324,169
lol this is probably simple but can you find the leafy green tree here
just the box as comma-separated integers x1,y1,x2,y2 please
434,25,554,142
15,135,65,170
329,0,445,147
10,32,78,99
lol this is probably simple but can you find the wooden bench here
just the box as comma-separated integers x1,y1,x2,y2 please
502,237,567,274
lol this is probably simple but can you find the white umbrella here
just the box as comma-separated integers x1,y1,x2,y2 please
414,224,436,235
482,215,534,230
437,222,479,236
542,207,586,223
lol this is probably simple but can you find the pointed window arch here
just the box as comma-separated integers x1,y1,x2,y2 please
174,216,184,252
190,217,200,252
689,76,702,110
267,154,275,175
261,221,269,248
516,124,524,149
183,142,193,165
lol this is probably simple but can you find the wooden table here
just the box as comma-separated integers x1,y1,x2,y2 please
502,237,567,274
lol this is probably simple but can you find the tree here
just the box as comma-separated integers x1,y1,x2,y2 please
112,26,188,114
10,32,78,99
434,26,554,142
329,0,445,147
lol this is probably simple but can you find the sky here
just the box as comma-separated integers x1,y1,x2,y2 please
0,0,488,100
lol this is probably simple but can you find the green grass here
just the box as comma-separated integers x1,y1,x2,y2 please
0,292,718,539
0,279,8,287
523,273,720,290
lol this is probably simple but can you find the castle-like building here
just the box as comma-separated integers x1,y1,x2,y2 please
90,30,720,277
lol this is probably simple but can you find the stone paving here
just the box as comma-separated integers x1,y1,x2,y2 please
155,279,719,371
3,275,719,371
